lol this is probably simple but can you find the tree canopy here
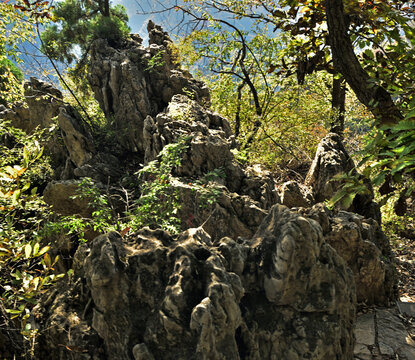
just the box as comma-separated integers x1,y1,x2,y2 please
177,0,414,125
40,0,130,64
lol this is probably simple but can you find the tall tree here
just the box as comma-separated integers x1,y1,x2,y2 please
40,0,130,64
178,0,414,126
0,0,52,106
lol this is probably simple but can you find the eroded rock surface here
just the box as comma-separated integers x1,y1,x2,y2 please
279,180,314,208
88,21,210,153
299,204,397,306
39,205,356,359
305,133,381,223
0,77,63,133
2,23,397,360
43,180,92,218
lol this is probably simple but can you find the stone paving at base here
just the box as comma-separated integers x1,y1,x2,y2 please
354,303,415,360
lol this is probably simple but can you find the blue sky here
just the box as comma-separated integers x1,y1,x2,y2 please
111,0,188,43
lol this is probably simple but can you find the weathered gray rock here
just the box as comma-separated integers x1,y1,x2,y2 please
305,133,381,223
39,205,356,359
43,180,91,218
36,278,104,360
87,24,210,153
143,94,279,207
173,179,268,241
57,106,95,168
17,22,398,360
279,180,314,208
237,205,356,359
305,133,355,201
0,77,63,133
299,204,397,306
143,95,241,192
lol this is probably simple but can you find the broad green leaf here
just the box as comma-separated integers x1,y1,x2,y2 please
33,242,40,256
372,172,386,186
37,245,50,257
24,244,32,259
342,192,357,208
44,253,51,268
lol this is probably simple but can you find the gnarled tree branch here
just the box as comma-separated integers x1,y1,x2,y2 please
325,0,403,125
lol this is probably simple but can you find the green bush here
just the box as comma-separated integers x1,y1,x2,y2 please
88,13,130,45
0,125,63,357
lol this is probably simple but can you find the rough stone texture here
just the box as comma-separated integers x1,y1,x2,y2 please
38,204,356,359
305,133,381,223
299,204,397,306
36,278,105,359
43,180,92,218
87,22,210,153
57,106,95,168
239,205,356,360
144,95,243,192
0,77,63,133
279,180,314,208
173,179,268,241
354,307,415,360
0,78,69,173
6,23,396,360
305,133,354,201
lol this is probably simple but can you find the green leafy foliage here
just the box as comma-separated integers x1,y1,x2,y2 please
41,0,130,64
179,27,369,170
0,124,62,357
190,168,226,209
330,100,415,211
132,138,191,234
0,56,24,106
326,170,370,209
0,0,52,107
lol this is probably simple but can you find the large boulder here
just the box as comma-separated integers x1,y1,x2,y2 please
299,204,398,306
279,180,314,208
0,77,63,133
305,133,381,223
87,22,210,153
38,205,356,359
43,180,92,218
57,106,95,168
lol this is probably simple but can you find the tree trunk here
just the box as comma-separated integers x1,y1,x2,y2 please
97,0,110,17
325,0,403,125
331,76,346,134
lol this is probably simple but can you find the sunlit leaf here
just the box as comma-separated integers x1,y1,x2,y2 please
24,244,32,259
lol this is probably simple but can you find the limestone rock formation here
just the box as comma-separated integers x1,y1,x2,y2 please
3,23,396,360
43,180,92,218
0,77,63,134
305,133,355,201
38,205,356,360
279,180,314,208
305,133,381,223
57,106,95,168
87,21,210,153
299,204,397,306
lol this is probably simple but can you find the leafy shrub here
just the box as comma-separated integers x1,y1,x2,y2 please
0,128,62,357
0,57,24,106
131,138,191,234
88,12,130,45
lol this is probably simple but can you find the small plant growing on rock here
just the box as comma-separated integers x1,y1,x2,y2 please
131,137,191,234
145,49,166,72
191,168,226,209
